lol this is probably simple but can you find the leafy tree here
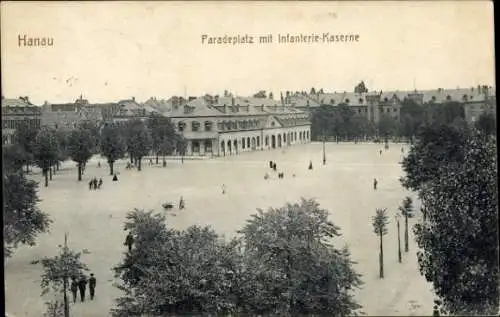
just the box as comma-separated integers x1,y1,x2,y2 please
354,81,368,94
112,209,241,316
68,127,94,181
398,196,414,252
400,124,470,192
124,119,152,171
33,129,60,187
400,99,426,139
13,121,38,173
311,104,335,141
147,115,177,164
475,112,496,136
40,234,89,317
377,113,398,140
3,144,29,173
100,124,126,175
413,132,498,315
238,198,363,316
3,170,52,258
54,129,70,172
372,208,389,278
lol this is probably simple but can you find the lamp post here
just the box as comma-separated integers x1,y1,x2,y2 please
395,213,402,263
322,129,326,165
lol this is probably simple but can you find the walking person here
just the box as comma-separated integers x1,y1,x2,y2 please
308,160,313,170
93,178,98,190
222,184,226,195
78,275,88,302
124,231,134,252
373,178,378,190
88,179,93,190
98,178,103,189
179,196,185,210
113,173,118,181
89,273,96,300
70,277,78,303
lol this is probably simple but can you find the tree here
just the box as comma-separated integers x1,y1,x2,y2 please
68,127,94,181
3,144,29,173
112,209,241,316
54,129,70,172
372,208,389,278
40,233,89,317
147,115,177,164
398,196,414,252
413,131,498,315
100,124,126,175
3,170,52,258
400,124,471,192
400,99,426,139
238,198,363,316
33,129,60,187
354,81,368,94
377,113,398,140
475,112,496,136
124,119,152,171
13,121,38,173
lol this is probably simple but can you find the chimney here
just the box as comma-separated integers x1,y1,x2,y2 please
231,97,235,107
223,104,227,113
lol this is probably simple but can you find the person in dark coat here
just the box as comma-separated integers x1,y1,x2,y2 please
89,273,96,300
179,196,185,210
373,178,378,190
112,174,118,181
70,277,78,303
269,160,273,168
78,275,87,302
124,232,134,252
98,178,103,189
93,178,98,190
308,161,313,170
273,163,277,171
88,179,93,190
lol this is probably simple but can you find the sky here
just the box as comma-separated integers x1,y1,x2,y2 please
1,1,495,105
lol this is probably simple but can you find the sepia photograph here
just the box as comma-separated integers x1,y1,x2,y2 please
1,1,497,316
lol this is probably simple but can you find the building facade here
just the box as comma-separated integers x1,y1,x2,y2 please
1,97,41,145
166,95,311,156
289,86,496,125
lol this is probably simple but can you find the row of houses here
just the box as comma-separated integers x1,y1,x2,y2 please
1,94,312,156
1,85,495,153
287,85,496,124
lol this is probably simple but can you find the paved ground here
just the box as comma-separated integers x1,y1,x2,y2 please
4,142,436,316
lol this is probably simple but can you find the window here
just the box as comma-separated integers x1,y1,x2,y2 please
204,121,213,131
178,122,186,131
386,108,390,113
191,121,200,131
393,108,397,112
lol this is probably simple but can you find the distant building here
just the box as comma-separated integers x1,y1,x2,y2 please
1,96,41,145
41,95,104,130
288,86,496,125
165,94,311,156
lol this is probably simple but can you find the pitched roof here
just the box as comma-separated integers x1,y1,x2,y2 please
2,97,34,107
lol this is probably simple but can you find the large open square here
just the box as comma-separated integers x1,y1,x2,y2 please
5,142,436,316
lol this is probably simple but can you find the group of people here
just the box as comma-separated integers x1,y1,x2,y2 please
70,273,97,303
88,177,103,190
